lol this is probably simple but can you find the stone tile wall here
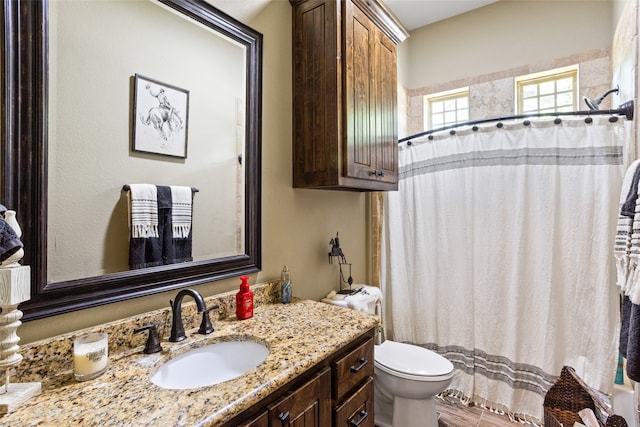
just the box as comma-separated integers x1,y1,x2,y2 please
404,48,612,138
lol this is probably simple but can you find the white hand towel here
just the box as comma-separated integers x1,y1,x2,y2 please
127,184,159,238
345,285,382,314
170,186,192,239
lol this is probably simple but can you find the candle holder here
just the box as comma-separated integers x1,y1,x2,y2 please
73,333,108,381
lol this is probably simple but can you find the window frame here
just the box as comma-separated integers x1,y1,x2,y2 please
423,87,470,131
515,65,578,114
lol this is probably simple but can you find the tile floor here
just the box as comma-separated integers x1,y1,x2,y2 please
436,395,519,427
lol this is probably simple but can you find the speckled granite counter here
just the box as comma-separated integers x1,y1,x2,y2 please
0,283,378,426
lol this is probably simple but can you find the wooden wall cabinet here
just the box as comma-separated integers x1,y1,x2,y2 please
290,0,408,191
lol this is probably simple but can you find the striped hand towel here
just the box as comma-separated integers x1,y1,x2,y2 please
170,186,192,239
127,184,159,239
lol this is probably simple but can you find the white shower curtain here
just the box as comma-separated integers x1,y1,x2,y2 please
381,116,630,423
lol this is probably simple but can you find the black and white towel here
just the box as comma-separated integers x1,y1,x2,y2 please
170,186,192,239
127,184,159,239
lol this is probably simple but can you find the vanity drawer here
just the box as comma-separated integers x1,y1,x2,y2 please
332,336,374,401
333,377,374,427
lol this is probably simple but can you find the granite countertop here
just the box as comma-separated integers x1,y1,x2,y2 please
0,296,378,426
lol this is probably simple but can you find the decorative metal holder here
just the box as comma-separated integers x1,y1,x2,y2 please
328,232,359,295
0,208,40,413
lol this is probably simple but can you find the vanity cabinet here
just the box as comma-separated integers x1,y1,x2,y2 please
227,328,376,427
332,334,375,426
290,0,408,191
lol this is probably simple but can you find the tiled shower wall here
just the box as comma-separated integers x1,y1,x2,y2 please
611,0,638,159
402,48,613,139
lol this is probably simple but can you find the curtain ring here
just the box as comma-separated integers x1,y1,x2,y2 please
523,120,531,126
472,126,479,132
554,118,562,124
584,117,593,124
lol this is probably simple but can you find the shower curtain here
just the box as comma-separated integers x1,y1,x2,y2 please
381,116,630,423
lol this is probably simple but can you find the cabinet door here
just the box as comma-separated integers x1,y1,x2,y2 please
373,29,398,184
238,411,268,427
344,0,398,185
269,367,332,427
344,0,377,181
291,0,341,188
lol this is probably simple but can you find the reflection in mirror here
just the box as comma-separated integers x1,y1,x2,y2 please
47,0,246,283
2,0,262,320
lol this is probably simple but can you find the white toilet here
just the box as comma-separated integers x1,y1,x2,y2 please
321,289,455,427
374,340,454,427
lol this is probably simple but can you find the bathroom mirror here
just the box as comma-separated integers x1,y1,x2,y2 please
1,0,263,320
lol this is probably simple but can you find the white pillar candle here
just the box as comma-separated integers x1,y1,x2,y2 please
73,333,108,381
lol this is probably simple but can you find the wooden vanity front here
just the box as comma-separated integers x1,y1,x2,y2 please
231,327,375,427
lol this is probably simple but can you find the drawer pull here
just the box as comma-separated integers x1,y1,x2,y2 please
350,357,368,373
278,411,290,426
349,410,368,427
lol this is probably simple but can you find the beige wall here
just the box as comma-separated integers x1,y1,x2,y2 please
399,1,628,138
21,0,369,344
402,1,615,91
21,0,633,344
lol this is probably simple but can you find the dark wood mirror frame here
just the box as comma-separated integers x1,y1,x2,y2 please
1,0,263,321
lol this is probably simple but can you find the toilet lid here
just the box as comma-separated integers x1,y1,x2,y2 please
374,340,454,378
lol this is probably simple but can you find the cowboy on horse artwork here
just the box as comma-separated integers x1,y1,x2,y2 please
139,85,184,142
133,74,189,158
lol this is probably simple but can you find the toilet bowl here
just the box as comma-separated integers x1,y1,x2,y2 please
374,340,454,427
320,292,454,427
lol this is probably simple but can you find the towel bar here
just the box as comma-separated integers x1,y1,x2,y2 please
122,185,199,193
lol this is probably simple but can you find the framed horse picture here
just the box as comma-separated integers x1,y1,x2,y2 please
132,74,189,158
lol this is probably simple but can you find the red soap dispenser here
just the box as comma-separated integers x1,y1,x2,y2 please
236,275,254,320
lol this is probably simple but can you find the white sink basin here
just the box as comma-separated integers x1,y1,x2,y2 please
151,340,269,390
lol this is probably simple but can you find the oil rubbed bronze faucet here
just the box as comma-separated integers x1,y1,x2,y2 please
169,288,216,342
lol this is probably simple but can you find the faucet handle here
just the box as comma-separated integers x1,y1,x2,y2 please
134,324,163,354
198,305,218,335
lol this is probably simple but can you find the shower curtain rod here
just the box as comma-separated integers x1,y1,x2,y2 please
398,99,635,144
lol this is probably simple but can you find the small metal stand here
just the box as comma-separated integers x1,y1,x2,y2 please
328,232,360,295
0,266,40,414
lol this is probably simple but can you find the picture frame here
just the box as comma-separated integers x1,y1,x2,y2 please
132,74,189,158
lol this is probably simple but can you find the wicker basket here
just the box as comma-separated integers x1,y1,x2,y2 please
543,366,628,427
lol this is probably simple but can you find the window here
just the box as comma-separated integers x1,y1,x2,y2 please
423,88,469,130
516,66,578,114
